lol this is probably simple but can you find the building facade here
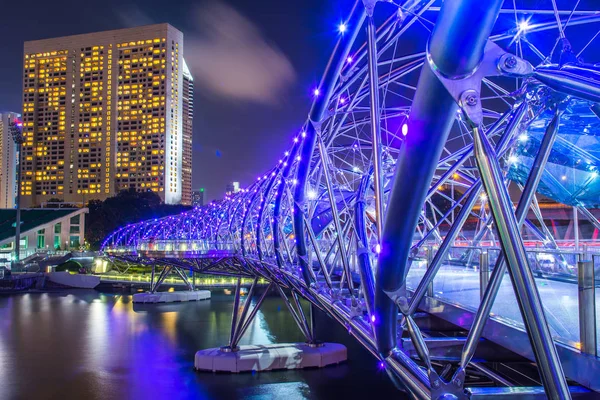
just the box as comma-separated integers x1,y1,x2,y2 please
0,112,20,209
191,188,204,207
181,60,194,205
0,208,88,260
225,182,240,195
21,24,192,207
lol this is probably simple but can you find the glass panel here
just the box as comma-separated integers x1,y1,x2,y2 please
405,246,426,292
592,254,600,356
70,215,80,225
433,245,487,312
37,235,45,249
69,236,80,248
69,226,80,234
54,235,61,249
54,223,61,234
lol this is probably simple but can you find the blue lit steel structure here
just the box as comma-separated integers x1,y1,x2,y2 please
103,1,600,398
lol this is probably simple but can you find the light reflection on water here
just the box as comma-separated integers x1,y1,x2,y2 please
0,289,402,400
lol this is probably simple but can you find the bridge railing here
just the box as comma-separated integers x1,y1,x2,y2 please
409,244,599,356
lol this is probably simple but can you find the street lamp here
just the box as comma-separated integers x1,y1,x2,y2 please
8,119,23,267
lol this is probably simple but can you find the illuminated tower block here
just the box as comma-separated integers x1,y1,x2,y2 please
21,24,192,206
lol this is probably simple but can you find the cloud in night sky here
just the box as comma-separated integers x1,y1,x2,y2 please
184,1,297,105
116,5,154,28
117,1,296,105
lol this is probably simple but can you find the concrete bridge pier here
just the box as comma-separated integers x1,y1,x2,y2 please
133,263,210,304
195,278,347,373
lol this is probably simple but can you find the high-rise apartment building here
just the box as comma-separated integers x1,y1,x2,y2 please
191,188,204,208
225,182,240,195
0,112,21,208
21,24,193,207
181,60,194,205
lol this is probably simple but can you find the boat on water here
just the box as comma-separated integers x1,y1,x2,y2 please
45,271,100,289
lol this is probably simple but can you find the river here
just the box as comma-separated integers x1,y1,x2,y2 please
0,289,404,400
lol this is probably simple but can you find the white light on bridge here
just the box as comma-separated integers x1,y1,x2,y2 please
518,20,530,32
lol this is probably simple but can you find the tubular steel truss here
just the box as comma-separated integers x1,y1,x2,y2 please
103,1,600,398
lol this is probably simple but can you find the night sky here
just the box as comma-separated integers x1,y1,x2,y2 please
0,0,351,201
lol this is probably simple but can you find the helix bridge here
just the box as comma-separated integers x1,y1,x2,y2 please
102,1,600,398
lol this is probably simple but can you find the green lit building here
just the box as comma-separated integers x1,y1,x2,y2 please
0,208,88,261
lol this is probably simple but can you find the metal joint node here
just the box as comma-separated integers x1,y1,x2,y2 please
309,118,323,133
497,53,534,77
430,369,467,400
362,0,377,17
430,41,532,126
349,302,363,319
395,295,409,315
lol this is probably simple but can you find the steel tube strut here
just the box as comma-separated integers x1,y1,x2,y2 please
236,283,274,345
317,134,356,297
366,9,384,242
456,106,563,380
355,168,376,317
229,277,242,349
293,2,366,286
231,277,259,346
473,124,570,398
406,102,524,312
375,0,504,356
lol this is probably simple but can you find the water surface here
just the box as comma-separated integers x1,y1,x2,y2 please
0,290,402,400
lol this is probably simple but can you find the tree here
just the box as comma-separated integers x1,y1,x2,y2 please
85,189,192,250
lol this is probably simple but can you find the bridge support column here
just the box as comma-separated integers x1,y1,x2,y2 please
196,281,347,373
479,251,489,301
150,264,156,292
151,265,172,293
172,266,194,291
578,260,597,356
132,262,211,304
425,245,433,298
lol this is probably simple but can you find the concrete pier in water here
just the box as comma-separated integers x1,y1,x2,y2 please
133,290,211,303
195,343,347,373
